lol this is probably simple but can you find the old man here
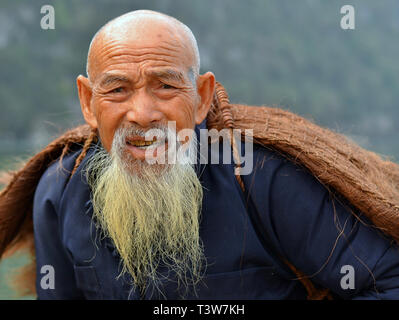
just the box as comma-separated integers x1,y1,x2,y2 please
20,10,399,299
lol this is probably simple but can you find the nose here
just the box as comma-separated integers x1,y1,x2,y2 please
125,89,164,128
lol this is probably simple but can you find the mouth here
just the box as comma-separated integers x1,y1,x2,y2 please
126,137,159,148
125,136,168,160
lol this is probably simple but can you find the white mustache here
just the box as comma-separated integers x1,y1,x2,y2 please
120,124,171,141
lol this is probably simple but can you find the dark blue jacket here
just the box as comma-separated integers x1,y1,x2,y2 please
33,123,399,299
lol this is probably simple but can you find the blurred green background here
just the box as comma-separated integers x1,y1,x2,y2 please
1,0,398,299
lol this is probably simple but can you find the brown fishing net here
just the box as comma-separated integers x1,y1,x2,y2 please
0,82,398,299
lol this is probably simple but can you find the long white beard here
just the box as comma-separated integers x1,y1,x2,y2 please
84,124,205,297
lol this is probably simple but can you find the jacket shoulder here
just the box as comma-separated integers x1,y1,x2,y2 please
34,147,83,213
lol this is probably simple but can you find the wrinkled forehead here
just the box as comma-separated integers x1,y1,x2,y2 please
88,17,196,81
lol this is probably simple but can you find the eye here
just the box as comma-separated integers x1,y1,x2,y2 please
110,87,124,94
161,83,176,90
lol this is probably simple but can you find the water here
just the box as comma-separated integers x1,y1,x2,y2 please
0,254,35,300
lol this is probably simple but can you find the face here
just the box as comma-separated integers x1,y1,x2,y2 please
77,20,215,161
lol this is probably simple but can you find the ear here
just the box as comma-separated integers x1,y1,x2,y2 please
77,75,98,129
194,71,215,125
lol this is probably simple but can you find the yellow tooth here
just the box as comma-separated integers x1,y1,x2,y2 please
131,140,155,147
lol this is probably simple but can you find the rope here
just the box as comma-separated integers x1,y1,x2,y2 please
71,128,97,176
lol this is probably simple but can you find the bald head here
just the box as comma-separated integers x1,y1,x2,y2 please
86,10,200,83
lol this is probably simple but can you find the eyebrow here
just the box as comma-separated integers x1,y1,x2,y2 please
97,69,187,88
146,69,186,83
98,74,130,87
